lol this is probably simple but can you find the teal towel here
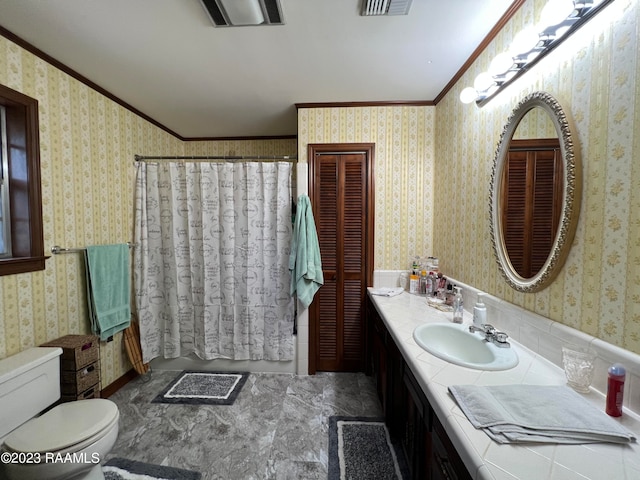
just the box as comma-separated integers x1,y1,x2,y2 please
85,244,131,341
289,195,324,309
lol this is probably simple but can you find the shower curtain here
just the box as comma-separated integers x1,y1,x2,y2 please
133,161,294,364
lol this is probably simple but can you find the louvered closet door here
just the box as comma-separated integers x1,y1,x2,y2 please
311,150,370,372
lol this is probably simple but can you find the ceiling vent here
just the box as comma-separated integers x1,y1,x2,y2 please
361,0,413,16
200,0,284,27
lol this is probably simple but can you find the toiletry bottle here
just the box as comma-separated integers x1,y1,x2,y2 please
425,271,433,294
429,271,437,295
427,256,436,273
431,257,439,274
419,270,428,294
473,293,487,327
409,273,419,294
412,259,420,276
452,286,464,324
605,363,626,417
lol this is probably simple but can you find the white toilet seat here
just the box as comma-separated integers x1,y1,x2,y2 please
3,399,119,454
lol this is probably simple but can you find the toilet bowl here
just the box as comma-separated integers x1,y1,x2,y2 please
0,347,121,480
2,399,119,480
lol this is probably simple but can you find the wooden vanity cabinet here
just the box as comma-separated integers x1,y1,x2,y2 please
368,298,405,436
403,363,431,479
431,413,472,480
367,296,472,480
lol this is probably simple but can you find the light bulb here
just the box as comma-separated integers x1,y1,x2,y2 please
489,52,514,76
473,72,494,92
510,26,540,55
540,0,575,27
459,87,478,104
554,25,571,39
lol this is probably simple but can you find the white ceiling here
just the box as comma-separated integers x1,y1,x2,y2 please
0,0,515,138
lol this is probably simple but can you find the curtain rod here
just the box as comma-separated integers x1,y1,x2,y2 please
134,154,297,162
51,242,136,255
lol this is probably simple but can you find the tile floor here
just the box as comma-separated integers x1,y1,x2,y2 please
106,370,383,480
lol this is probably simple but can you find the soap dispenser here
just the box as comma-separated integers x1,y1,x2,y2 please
473,293,487,327
452,286,464,324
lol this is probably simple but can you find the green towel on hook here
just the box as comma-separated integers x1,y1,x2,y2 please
85,244,131,341
289,195,324,309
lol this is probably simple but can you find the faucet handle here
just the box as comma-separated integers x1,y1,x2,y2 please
494,331,509,343
481,324,496,334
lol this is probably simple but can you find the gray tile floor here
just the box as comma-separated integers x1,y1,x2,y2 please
106,370,383,480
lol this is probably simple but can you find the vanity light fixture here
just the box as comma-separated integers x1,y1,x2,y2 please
460,0,615,105
220,0,264,25
200,0,284,27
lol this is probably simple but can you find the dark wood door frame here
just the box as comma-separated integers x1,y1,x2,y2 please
307,143,375,374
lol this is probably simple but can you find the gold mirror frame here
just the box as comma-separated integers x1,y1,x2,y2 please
490,92,581,292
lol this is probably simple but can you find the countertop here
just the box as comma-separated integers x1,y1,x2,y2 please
368,289,640,480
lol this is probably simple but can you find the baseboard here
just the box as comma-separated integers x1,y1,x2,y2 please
101,368,138,398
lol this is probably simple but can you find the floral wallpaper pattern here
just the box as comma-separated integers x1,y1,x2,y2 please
434,0,640,354
0,35,296,387
297,106,436,273
1,0,639,391
297,0,640,356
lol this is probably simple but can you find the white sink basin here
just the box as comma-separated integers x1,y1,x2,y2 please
413,323,519,371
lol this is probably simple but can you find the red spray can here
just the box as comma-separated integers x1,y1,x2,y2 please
605,363,626,417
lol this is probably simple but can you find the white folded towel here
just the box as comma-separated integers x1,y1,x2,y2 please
370,287,404,297
449,384,636,444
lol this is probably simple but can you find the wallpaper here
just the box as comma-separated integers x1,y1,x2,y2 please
0,35,296,387
434,0,640,354
2,0,638,390
185,138,296,157
512,105,557,139
297,106,436,272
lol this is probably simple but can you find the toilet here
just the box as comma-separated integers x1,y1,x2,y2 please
0,347,119,480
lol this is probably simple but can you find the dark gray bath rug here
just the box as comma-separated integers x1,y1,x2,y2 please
328,416,408,480
103,457,201,479
152,370,249,405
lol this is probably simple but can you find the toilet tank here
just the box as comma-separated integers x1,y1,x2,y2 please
0,347,62,440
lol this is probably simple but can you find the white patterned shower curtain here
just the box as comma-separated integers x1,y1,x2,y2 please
133,161,294,364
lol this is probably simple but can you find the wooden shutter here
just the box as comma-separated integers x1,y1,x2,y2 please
503,150,527,275
503,139,562,278
316,156,338,366
311,149,370,372
342,155,366,367
531,149,561,274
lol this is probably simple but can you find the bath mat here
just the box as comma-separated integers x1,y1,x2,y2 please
328,416,409,480
152,370,248,405
103,457,201,479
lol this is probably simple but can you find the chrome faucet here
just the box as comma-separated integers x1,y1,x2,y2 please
469,323,511,348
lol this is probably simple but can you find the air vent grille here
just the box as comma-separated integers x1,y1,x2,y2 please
200,0,284,27
201,0,228,26
361,0,413,16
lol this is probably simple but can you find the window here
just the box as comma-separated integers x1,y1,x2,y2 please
0,84,45,276
1,105,11,258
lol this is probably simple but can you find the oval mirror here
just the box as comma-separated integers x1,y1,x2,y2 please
490,92,581,292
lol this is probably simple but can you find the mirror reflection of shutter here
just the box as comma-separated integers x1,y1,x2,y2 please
503,139,562,279
503,150,527,277
531,149,562,275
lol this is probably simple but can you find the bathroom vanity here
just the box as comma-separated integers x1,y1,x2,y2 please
368,295,471,479
366,289,640,480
